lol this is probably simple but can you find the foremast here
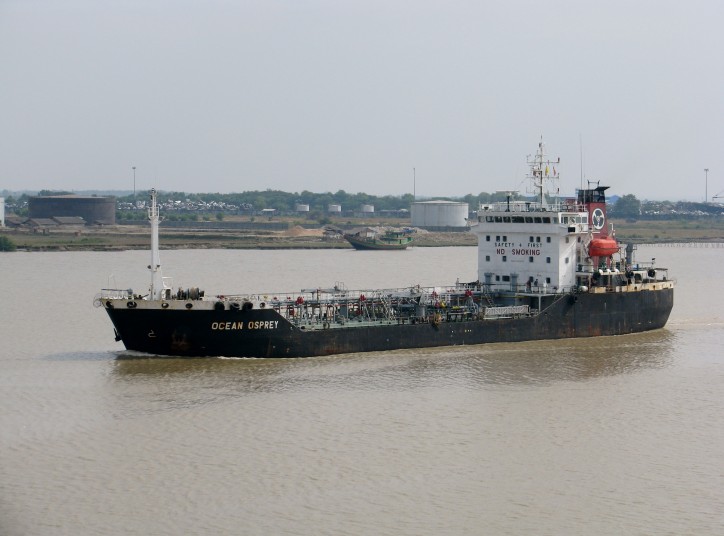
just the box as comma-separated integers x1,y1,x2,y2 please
148,188,164,300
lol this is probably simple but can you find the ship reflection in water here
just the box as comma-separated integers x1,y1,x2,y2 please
111,328,676,392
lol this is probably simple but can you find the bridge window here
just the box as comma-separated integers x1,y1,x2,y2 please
546,257,551,263
502,256,507,262
486,235,491,241
546,237,551,243
485,255,490,261
529,257,534,263
502,275,510,282
534,217,542,223
542,217,551,223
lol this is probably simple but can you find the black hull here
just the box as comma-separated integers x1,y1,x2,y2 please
105,288,674,358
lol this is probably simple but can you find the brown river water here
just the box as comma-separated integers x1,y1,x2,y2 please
1,245,723,535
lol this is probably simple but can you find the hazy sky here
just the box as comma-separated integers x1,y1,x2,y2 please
2,0,722,201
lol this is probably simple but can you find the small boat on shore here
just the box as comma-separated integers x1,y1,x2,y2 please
343,227,415,250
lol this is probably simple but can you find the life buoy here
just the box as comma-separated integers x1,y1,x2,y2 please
648,269,656,278
230,302,240,311
214,301,225,311
127,301,137,308
185,303,193,309
161,302,170,309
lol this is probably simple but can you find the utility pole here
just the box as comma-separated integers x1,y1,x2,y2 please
704,168,709,202
132,166,137,198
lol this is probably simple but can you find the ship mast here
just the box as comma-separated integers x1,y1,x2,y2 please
148,188,164,300
526,138,560,209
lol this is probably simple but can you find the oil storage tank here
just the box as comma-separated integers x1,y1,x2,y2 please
29,195,116,224
411,200,468,230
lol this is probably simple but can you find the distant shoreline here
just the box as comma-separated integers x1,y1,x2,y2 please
2,218,724,252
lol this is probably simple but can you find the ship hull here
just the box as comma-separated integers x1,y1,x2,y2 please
105,288,674,358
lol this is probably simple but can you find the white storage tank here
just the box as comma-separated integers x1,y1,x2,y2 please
360,204,374,214
327,204,342,213
295,204,310,213
411,200,468,228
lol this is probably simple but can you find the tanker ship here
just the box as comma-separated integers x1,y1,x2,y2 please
97,141,674,358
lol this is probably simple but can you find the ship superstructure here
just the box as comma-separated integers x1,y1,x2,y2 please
471,140,663,300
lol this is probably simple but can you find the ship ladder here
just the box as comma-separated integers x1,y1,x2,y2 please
377,292,395,320
480,287,496,307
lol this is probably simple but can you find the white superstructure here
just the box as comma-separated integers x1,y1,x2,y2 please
469,140,589,292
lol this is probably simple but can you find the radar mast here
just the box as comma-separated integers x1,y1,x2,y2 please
526,138,560,209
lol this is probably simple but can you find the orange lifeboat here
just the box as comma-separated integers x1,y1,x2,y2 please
588,237,619,257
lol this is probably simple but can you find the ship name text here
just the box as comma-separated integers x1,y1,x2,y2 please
211,320,279,331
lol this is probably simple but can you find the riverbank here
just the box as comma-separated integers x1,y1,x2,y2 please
0,226,477,251
2,218,724,251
